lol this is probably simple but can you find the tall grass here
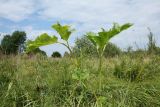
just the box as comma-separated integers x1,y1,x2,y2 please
0,54,160,107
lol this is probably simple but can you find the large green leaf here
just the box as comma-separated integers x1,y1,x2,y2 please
86,32,98,46
26,33,58,53
72,68,89,81
52,22,74,41
99,23,133,39
87,32,105,54
87,23,133,55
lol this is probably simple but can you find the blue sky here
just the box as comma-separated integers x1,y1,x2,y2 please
0,0,160,56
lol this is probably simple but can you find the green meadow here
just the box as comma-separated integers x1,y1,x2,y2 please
1,23,160,107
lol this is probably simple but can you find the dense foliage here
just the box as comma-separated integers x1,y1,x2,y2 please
104,42,121,57
1,31,26,54
51,51,62,58
73,36,97,57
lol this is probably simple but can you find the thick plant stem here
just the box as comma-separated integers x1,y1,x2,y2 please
59,41,73,56
98,54,103,90
66,41,73,56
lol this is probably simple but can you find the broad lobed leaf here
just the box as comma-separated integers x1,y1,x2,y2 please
99,23,133,41
26,33,58,53
52,22,74,41
86,23,133,54
86,32,97,46
86,32,106,54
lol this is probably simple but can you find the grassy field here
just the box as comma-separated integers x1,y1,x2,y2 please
1,54,160,107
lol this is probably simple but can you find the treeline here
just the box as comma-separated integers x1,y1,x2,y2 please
0,30,160,57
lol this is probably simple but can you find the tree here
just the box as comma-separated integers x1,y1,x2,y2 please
1,31,26,54
72,36,97,57
1,35,15,54
11,31,26,53
0,45,3,54
51,51,62,58
12,31,26,45
104,42,121,57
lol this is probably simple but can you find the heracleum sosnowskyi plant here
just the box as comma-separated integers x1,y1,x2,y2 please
86,23,133,89
26,22,75,56
52,22,75,56
26,22,88,83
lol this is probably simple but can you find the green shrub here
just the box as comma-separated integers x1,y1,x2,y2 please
51,51,62,58
72,36,97,57
104,42,122,57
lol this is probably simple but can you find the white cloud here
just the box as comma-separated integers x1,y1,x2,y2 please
0,0,36,21
38,0,160,48
0,0,160,54
38,0,160,23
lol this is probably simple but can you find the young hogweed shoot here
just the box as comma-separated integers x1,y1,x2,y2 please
52,22,75,55
86,23,133,89
26,22,75,56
